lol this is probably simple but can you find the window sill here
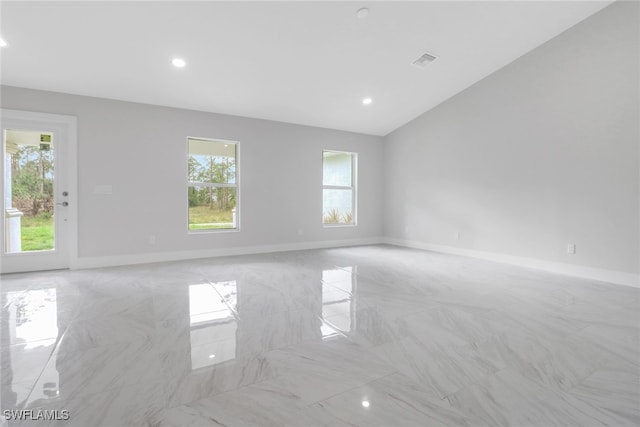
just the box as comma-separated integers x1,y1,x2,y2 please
188,228,240,235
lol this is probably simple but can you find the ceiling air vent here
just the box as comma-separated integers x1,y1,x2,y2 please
412,52,438,69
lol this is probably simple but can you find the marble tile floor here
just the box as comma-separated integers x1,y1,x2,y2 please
0,244,638,426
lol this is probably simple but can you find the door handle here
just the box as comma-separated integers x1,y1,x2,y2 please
57,202,69,207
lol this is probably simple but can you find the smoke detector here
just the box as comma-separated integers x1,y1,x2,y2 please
356,8,369,19
412,52,438,69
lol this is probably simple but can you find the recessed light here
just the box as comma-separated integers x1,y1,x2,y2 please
171,58,186,68
0,38,7,48
361,400,370,408
208,354,216,359
356,8,369,19
362,97,373,105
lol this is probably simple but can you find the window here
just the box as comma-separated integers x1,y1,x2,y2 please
323,150,356,225
187,137,239,231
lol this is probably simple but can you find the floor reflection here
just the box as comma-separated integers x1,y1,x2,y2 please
7,289,58,347
1,288,60,409
189,282,237,370
321,267,356,338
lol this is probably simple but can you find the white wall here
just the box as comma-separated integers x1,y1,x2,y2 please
1,86,383,265
383,1,639,277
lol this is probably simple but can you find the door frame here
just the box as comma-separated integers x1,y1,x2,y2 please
1,109,78,273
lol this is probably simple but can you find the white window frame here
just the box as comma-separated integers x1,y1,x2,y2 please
187,136,240,233
322,150,357,227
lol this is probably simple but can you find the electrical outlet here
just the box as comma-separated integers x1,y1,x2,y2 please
567,243,576,254
149,235,156,245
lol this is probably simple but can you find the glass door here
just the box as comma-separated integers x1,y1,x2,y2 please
1,111,73,273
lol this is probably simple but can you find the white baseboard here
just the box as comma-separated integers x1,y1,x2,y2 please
75,237,384,270
383,237,640,288
70,236,640,288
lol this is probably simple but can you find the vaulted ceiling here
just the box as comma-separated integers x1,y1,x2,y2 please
1,1,613,136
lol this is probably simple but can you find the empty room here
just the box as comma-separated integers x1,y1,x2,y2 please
0,1,638,426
